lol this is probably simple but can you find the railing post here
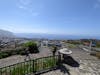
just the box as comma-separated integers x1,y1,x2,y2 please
33,60,34,73
0,68,2,75
58,52,61,66
33,59,36,74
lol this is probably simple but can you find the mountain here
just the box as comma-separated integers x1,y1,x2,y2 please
0,29,15,38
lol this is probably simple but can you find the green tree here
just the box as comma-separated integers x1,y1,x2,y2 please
23,41,39,53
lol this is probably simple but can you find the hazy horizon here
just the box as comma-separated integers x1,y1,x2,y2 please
14,32,100,40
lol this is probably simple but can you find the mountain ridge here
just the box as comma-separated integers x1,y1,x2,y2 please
0,29,15,39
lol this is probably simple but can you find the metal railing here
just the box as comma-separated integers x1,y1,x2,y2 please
0,55,59,75
79,45,100,52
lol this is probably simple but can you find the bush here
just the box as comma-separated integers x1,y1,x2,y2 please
0,41,39,59
18,50,26,55
0,52,10,59
0,52,3,59
67,44,77,48
23,41,39,53
14,48,25,55
0,49,25,59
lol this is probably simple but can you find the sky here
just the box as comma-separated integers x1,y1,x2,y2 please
0,0,100,36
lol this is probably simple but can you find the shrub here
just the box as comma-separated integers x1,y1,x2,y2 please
18,50,26,55
0,52,9,58
23,41,39,53
0,41,39,59
67,44,77,48
0,49,25,59
0,52,3,59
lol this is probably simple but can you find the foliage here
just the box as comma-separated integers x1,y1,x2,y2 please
67,43,77,48
23,41,39,53
0,48,25,59
0,52,9,59
0,41,39,59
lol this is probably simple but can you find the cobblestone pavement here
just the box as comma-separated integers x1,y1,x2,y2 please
69,48,100,75
41,48,100,75
41,70,66,75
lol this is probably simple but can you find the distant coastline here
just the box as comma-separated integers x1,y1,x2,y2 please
14,33,100,40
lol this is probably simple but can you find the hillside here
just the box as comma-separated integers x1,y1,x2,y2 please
0,29,15,39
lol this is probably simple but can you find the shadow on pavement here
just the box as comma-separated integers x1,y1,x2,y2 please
35,64,70,75
58,64,70,75
62,55,80,67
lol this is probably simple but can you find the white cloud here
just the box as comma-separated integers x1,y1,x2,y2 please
17,0,40,16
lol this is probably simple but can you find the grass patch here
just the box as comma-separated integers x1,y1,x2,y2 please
67,43,77,48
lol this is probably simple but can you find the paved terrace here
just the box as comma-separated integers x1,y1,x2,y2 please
40,48,100,75
0,47,100,75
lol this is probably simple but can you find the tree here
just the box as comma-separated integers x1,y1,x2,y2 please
23,41,39,53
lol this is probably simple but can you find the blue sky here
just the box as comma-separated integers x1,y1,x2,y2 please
0,0,100,36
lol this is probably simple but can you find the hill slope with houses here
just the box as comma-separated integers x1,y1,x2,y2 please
0,29,15,39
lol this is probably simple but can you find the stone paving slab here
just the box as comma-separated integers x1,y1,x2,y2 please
41,70,66,75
